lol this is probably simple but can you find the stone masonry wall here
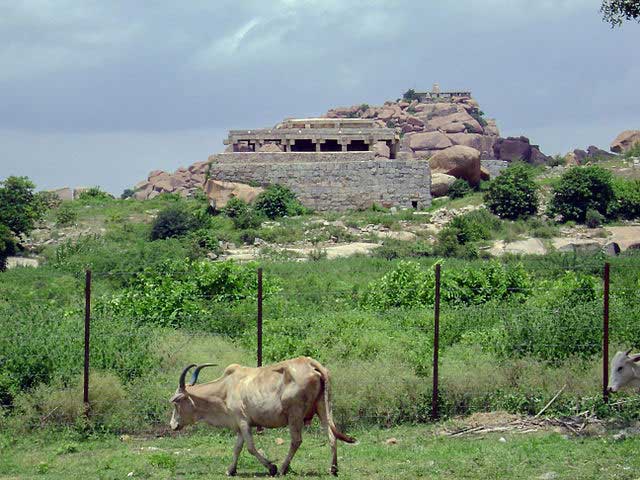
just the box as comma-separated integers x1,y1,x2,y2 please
207,152,431,211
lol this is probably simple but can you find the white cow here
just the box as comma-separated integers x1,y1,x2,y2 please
609,349,640,392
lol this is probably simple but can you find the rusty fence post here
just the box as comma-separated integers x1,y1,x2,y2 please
432,263,441,420
603,262,610,404
83,269,91,415
257,267,263,368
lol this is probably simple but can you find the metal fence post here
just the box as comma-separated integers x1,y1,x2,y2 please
257,267,263,368
432,263,441,420
83,269,91,415
603,262,610,404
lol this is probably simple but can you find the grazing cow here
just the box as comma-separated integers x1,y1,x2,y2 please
169,356,355,477
609,349,640,392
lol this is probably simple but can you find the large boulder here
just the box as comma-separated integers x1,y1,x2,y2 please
49,187,74,201
373,142,390,158
611,130,640,154
203,180,264,210
408,131,453,151
431,173,457,197
428,145,481,185
493,136,549,165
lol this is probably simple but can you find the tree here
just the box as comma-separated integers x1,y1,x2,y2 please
549,166,615,222
0,176,46,237
601,0,640,26
0,225,17,271
402,88,419,101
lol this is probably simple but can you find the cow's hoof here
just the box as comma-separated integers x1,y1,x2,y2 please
331,465,338,476
268,464,278,477
226,467,237,477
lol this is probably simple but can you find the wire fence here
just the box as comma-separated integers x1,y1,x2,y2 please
2,259,639,430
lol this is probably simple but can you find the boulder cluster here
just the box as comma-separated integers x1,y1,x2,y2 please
610,130,640,154
326,96,500,160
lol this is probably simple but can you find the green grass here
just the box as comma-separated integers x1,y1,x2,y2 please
2,426,640,479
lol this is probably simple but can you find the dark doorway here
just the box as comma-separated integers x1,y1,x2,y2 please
321,139,342,152
347,140,369,151
411,201,418,209
291,139,314,152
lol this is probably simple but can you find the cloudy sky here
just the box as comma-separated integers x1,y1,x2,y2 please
0,0,638,193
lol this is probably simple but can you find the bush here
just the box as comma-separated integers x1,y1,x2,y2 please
434,209,500,257
549,166,614,222
150,205,199,240
585,208,604,228
120,188,135,199
610,178,640,220
254,185,306,219
55,203,78,226
0,224,16,271
483,163,539,219
77,186,112,201
222,197,249,218
448,179,472,199
624,142,640,159
402,88,419,101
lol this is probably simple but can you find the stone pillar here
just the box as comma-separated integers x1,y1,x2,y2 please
283,140,291,152
314,139,325,152
339,139,350,152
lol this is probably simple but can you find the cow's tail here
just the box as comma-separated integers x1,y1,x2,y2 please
312,360,356,444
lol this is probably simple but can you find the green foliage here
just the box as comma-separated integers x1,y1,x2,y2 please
77,186,112,201
0,224,17,271
55,203,78,226
585,208,604,228
120,188,135,199
484,163,539,219
601,0,640,27
610,178,640,220
547,155,566,167
254,185,306,219
150,205,200,240
222,197,249,218
362,260,531,310
448,179,472,199
103,259,278,330
434,209,500,257
549,166,614,222
0,176,46,237
402,88,419,101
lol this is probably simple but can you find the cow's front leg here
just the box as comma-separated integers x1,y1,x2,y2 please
226,432,244,476
280,420,303,475
239,422,277,476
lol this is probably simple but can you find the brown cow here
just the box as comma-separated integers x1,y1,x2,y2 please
169,356,355,476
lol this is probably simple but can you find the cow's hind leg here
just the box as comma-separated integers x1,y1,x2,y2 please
316,399,338,475
280,419,303,475
226,432,244,476
239,422,277,476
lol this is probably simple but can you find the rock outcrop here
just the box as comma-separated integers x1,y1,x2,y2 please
492,136,550,165
326,95,500,160
611,130,640,154
203,180,263,209
431,173,457,197
569,145,617,165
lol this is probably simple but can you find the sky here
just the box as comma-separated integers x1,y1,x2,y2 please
0,0,638,194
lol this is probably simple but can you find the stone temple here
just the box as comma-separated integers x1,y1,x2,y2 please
224,117,400,158
208,116,431,212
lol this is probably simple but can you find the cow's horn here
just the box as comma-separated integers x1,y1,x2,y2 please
179,364,197,391
626,349,633,357
190,363,218,385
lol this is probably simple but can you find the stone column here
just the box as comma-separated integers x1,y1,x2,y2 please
339,139,350,152
283,140,291,152
314,139,325,152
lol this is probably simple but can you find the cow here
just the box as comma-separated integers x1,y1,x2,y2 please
609,349,640,392
169,356,355,477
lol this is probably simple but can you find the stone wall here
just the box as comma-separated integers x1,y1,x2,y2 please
207,151,431,211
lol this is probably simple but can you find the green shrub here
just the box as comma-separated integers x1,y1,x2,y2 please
484,163,539,219
402,88,419,101
232,209,263,230
222,197,249,218
55,203,78,226
547,155,566,167
585,208,604,228
448,179,472,199
0,224,16,271
120,188,135,199
150,205,199,240
549,166,614,222
610,178,640,220
77,186,112,201
254,185,306,219
434,209,500,257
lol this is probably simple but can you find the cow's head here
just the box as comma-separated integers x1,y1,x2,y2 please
169,363,216,431
609,350,640,393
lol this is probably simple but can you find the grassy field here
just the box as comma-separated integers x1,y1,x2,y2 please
2,425,640,479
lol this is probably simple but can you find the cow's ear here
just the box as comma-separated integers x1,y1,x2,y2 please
631,354,640,363
170,392,186,403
